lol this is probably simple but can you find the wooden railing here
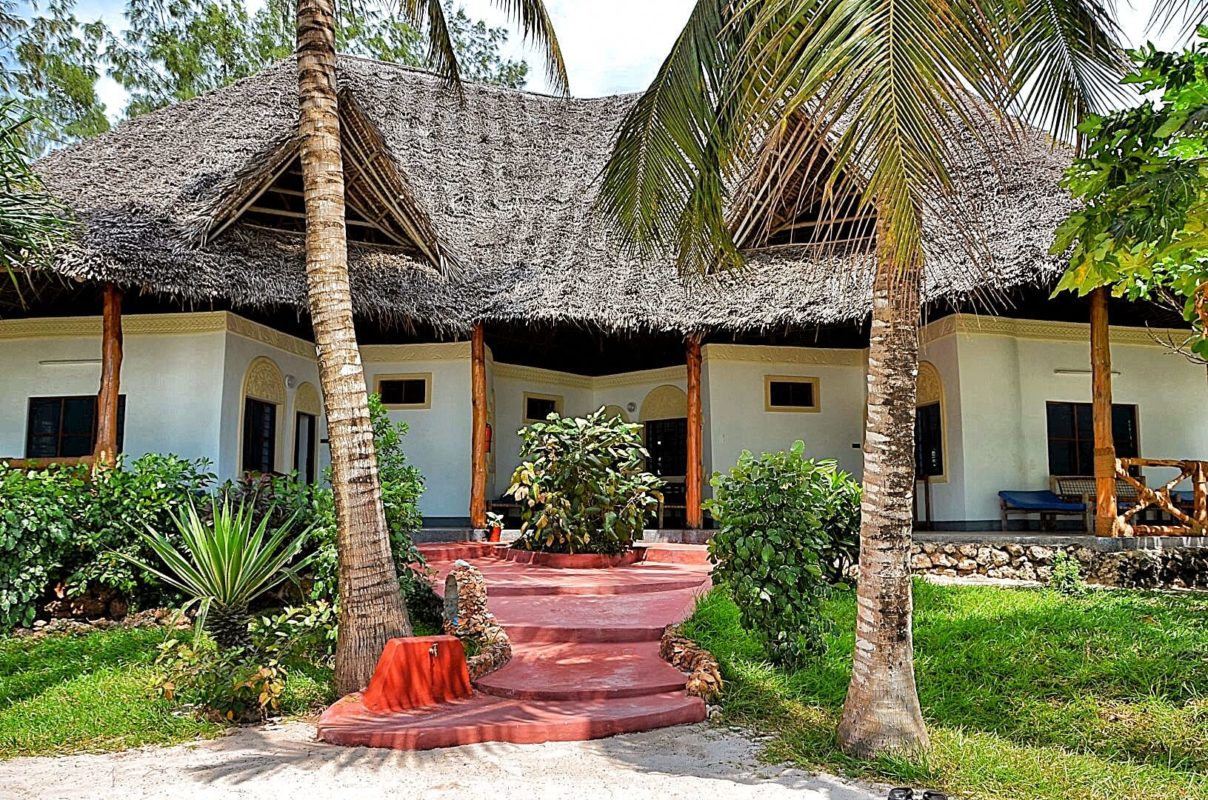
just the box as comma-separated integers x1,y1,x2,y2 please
1,456,95,470
1115,458,1208,536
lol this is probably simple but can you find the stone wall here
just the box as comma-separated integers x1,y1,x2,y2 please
910,540,1208,589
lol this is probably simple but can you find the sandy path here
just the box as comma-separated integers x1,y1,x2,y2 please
0,721,883,800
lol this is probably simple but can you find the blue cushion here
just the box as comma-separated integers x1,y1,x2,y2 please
998,490,1086,512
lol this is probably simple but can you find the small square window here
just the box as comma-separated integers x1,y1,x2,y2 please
765,376,820,412
375,374,431,409
524,393,562,422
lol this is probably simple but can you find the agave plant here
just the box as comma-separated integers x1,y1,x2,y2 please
121,498,315,651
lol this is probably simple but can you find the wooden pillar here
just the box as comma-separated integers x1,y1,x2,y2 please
94,284,123,468
685,334,703,530
1090,287,1117,536
469,322,488,529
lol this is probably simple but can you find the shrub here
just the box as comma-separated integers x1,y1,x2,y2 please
704,441,862,666
368,393,425,573
121,499,315,651
0,455,214,631
508,407,663,554
1050,550,1088,596
252,600,338,663
0,465,81,629
154,639,286,723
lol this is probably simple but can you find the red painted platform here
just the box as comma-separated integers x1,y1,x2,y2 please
317,543,712,751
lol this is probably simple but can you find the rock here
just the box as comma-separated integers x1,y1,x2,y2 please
976,547,994,564
958,544,979,558
911,553,933,570
1036,566,1053,582
990,548,1011,567
1027,546,1054,564
1005,544,1025,557
935,554,955,568
997,565,1018,579
1017,562,1038,581
957,558,978,574
922,543,938,554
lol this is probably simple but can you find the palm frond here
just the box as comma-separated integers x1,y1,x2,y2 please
1005,0,1130,146
1149,0,1208,39
399,0,462,90
490,0,569,96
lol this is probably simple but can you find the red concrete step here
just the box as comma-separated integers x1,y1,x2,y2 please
418,542,503,562
473,642,688,701
639,543,712,565
318,691,706,751
491,588,706,643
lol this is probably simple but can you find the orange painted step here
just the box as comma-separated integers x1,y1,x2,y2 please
639,543,712,565
318,691,706,751
417,542,503,562
473,642,688,701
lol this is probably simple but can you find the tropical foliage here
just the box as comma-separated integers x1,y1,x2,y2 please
0,454,214,631
705,442,861,666
0,99,70,282
508,407,662,554
121,498,315,650
0,0,532,153
1054,31,1208,355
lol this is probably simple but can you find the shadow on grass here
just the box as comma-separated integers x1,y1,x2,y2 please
683,581,1208,794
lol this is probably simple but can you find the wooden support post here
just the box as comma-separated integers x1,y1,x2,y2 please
1090,287,1117,536
685,334,703,530
94,284,123,468
470,323,488,530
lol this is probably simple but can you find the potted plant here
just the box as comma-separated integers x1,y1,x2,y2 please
485,511,504,543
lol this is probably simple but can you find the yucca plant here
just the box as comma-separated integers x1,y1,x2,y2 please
120,498,315,651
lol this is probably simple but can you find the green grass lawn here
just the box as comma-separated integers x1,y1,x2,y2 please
681,581,1208,800
0,626,334,760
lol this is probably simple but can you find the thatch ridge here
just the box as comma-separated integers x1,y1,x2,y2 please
33,55,1074,335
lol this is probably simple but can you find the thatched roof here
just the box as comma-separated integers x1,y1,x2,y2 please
34,56,1074,336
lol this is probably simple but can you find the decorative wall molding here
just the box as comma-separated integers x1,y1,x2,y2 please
703,343,864,366
244,356,287,405
494,363,593,390
226,315,315,359
294,382,321,415
921,313,1193,348
361,341,472,363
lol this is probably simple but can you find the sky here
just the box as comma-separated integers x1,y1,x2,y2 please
69,0,1190,117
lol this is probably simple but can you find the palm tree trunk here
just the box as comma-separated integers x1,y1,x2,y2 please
836,220,929,757
296,0,411,696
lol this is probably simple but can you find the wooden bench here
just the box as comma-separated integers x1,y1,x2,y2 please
999,490,1087,531
1050,475,1145,531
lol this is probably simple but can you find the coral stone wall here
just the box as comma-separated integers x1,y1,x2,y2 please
910,540,1208,590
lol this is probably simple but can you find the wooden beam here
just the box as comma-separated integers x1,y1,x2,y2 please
94,284,123,468
1090,287,1117,535
470,323,488,530
685,334,704,530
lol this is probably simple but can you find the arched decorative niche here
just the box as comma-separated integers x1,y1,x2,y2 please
601,404,630,423
639,385,687,422
915,361,946,482
239,356,286,474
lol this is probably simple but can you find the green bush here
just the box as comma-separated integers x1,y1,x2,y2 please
508,407,662,554
0,455,214,631
1050,550,1088,596
154,639,286,723
704,441,861,666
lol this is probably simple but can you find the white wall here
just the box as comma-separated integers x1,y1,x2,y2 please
940,318,1208,523
362,343,472,520
0,317,227,467
703,344,867,481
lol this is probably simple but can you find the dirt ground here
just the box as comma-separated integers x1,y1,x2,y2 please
0,721,884,800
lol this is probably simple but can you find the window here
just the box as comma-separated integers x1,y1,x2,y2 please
524,393,562,422
645,418,687,477
294,412,317,484
375,374,430,409
25,396,126,458
243,398,277,474
1046,402,1139,476
765,376,820,412
915,402,943,478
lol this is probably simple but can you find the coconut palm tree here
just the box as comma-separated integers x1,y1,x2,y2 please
294,0,566,694
598,0,1203,757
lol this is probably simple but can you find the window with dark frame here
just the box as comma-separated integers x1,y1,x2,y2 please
294,412,317,484
525,395,560,421
243,398,277,474
915,402,943,478
25,396,126,459
766,377,819,410
645,418,688,477
378,377,428,407
1046,401,1139,476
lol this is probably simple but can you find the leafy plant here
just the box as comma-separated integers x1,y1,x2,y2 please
120,498,314,651
252,600,338,663
704,441,862,666
508,407,662,554
0,464,81,629
1050,551,1089,596
154,638,285,723
1054,31,1208,355
368,393,425,573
